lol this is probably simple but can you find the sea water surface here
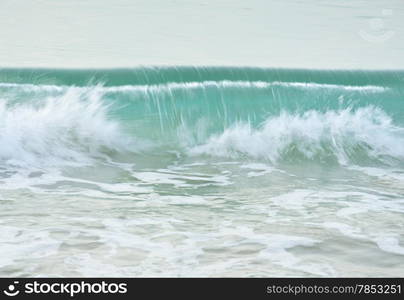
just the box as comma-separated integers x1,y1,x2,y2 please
0,67,403,276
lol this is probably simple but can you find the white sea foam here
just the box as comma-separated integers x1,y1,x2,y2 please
0,80,387,95
374,236,404,256
0,88,133,168
189,106,404,165
240,163,274,177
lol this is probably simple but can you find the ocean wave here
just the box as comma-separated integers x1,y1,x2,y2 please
189,106,404,165
0,80,388,94
1,90,403,168
0,68,402,169
0,88,132,168
0,67,402,87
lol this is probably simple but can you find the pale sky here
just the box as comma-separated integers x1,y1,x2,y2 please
0,0,403,69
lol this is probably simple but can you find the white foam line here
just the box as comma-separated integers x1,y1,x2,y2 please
104,81,388,93
0,82,65,92
271,81,387,92
0,80,387,93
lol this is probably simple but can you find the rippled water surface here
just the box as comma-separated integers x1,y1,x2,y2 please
0,67,403,276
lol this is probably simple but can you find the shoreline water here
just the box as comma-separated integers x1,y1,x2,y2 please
1,65,404,276
1,0,404,277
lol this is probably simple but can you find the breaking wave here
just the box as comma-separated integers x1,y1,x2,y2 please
189,106,404,165
0,66,403,168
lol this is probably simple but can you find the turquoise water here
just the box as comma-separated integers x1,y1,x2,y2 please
0,67,403,276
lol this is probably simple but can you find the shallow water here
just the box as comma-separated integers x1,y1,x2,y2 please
0,67,403,276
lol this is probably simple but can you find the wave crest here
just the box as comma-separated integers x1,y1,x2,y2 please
0,88,131,167
189,106,404,165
